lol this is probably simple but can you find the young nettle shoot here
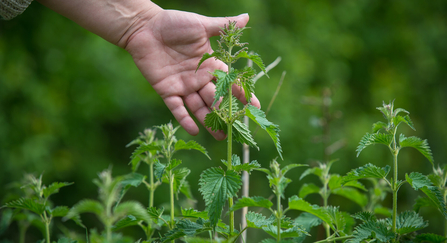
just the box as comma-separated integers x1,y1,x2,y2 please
197,21,282,237
2,174,73,243
342,101,447,242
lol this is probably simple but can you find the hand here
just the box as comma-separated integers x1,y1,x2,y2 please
125,10,260,140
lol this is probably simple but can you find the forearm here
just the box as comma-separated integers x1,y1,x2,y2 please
36,0,163,48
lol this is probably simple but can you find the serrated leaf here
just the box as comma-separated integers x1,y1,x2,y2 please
64,199,104,223
239,73,255,103
43,182,73,199
154,160,166,182
219,95,239,113
348,220,395,243
326,206,347,234
179,180,194,200
199,167,242,227
233,160,261,173
3,198,45,215
299,167,323,180
372,121,388,133
298,183,320,199
415,233,447,243
342,163,391,185
263,224,308,239
393,114,415,131
393,211,428,234
173,167,191,198
115,173,146,209
212,70,237,107
175,140,210,159
245,211,275,229
49,206,70,217
246,105,282,159
234,51,267,74
352,211,376,222
230,196,273,211
399,134,433,165
205,110,226,132
130,143,161,168
357,133,393,156
281,164,307,177
114,201,151,223
287,196,333,230
232,120,258,148
166,158,182,172
332,187,368,208
413,196,436,212
112,215,139,231
196,52,220,71
161,218,210,242
182,208,208,219
406,172,447,220
293,213,323,243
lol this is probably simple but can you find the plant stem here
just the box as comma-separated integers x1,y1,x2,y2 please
149,162,154,208
170,170,175,229
277,193,281,242
391,126,399,234
42,213,51,243
322,175,331,240
227,47,234,236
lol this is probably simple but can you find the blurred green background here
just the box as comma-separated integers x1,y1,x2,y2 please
1,0,446,241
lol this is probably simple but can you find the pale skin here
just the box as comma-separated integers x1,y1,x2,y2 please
36,0,260,140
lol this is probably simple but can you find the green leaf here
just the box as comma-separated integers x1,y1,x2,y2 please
299,167,323,180
205,110,226,132
372,121,388,133
232,120,258,148
3,198,45,215
246,105,282,159
406,172,447,220
393,211,428,234
415,233,447,243
281,164,308,177
234,51,267,74
413,196,436,212
166,158,182,172
115,172,146,208
238,69,256,103
182,208,208,219
293,213,323,243
357,133,393,156
64,199,104,225
233,160,261,173
199,167,242,227
352,211,376,222
342,163,391,185
212,70,237,107
393,114,415,131
130,143,161,168
326,206,348,234
287,196,333,229
56,238,77,243
298,183,320,199
43,182,73,199
112,215,139,231
245,211,275,229
263,224,308,239
196,52,220,71
348,220,395,243
332,187,368,208
114,201,151,223
219,95,239,113
154,160,166,182
399,134,434,165
161,218,210,242
180,180,194,200
49,206,70,217
230,196,273,211
175,140,210,159
173,167,191,198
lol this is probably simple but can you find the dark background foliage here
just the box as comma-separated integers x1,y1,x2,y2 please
1,0,446,241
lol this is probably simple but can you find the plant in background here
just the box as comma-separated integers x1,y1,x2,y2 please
65,168,150,243
342,101,447,242
1,174,74,243
196,21,282,239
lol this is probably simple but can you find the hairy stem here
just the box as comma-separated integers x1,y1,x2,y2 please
391,126,399,234
44,215,51,243
149,160,154,208
322,177,331,240
170,170,175,229
277,193,281,242
227,46,234,236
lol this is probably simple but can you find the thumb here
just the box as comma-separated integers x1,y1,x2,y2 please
204,13,250,37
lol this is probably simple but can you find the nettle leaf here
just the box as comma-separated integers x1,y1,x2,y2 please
130,143,161,167
399,134,434,165
393,211,428,235
298,183,320,199
180,180,194,200
372,121,388,133
300,167,323,180
246,211,275,229
196,52,221,71
406,172,447,219
287,196,333,229
3,198,45,215
281,164,307,177
182,208,208,219
230,196,273,211
415,233,447,243
246,105,282,159
205,111,226,132
352,211,377,222
212,70,237,107
293,213,323,243
332,187,368,208
112,215,139,231
342,163,391,185
221,154,241,168
219,95,239,112
166,158,182,172
161,218,210,243
199,167,242,227
115,173,146,208
239,74,255,104
175,140,210,159
263,224,308,239
348,220,395,243
234,51,267,74
232,120,258,149
49,206,70,217
154,160,166,182
393,114,415,131
413,196,436,212
43,182,73,199
233,160,261,174
114,201,151,223
357,133,393,156
326,206,349,234
173,167,192,198
65,199,104,222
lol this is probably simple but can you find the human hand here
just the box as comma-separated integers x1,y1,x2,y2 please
125,10,260,140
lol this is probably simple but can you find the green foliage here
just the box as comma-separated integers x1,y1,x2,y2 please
342,163,391,184
348,220,395,243
230,196,273,211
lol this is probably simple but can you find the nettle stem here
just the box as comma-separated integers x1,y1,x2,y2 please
277,194,282,242
43,213,51,243
391,126,399,234
227,47,235,236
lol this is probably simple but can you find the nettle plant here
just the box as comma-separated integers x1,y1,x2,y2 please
341,101,447,242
